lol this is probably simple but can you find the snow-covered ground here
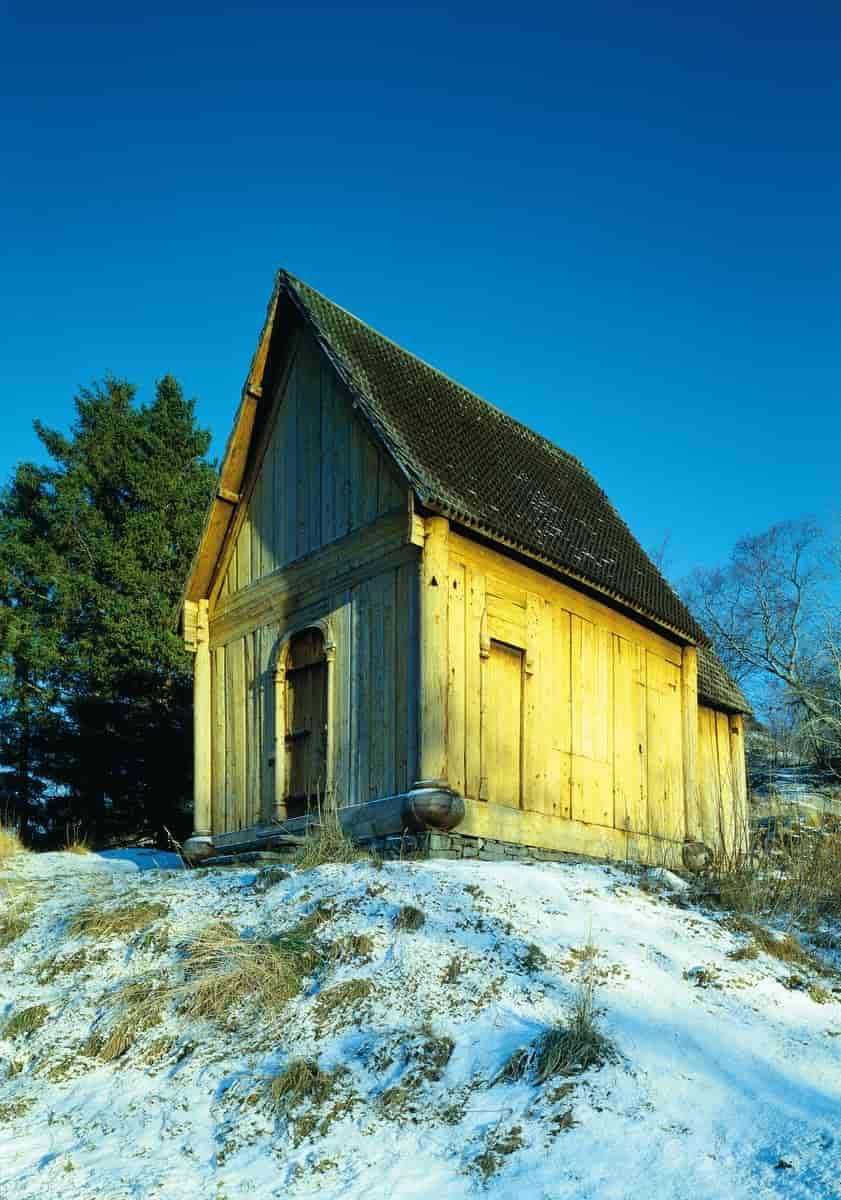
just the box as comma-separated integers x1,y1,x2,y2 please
1,849,840,1200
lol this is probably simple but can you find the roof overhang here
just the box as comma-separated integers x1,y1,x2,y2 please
177,279,282,620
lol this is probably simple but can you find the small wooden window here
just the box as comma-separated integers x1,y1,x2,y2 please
486,640,523,808
284,628,328,816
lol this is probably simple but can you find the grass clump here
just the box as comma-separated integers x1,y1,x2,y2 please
4,1004,49,1038
180,920,323,1024
268,1058,352,1143
269,1058,339,1108
441,955,463,984
293,808,362,870
36,948,102,983
0,1098,32,1121
728,943,759,962
330,933,374,964
497,939,614,1084
709,818,841,925
808,983,834,1004
0,824,24,861
724,915,837,979
0,905,31,949
69,901,168,940
252,866,291,893
473,1125,526,1179
522,942,548,972
314,978,373,1024
63,824,91,854
394,905,425,932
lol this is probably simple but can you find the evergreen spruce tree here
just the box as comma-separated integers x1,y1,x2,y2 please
0,375,215,844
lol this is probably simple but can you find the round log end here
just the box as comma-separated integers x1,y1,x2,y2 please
404,782,465,832
183,835,215,864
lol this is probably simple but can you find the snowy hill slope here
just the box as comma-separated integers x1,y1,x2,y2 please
1,850,840,1200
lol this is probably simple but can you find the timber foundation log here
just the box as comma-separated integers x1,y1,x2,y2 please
183,786,465,863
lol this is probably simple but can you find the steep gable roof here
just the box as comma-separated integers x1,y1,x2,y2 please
277,270,707,644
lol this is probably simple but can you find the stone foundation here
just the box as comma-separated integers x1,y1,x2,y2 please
361,830,587,865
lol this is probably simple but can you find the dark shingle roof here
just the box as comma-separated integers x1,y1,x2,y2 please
697,646,752,715
278,270,708,643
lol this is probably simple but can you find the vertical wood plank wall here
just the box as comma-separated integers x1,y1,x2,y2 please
207,320,417,835
697,708,748,854
445,533,694,847
209,558,418,832
220,331,406,602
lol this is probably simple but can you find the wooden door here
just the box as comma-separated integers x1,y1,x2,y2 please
284,629,328,816
487,639,523,807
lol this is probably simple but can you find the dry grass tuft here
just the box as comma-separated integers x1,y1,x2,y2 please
293,807,362,870
0,1098,32,1121
330,933,374,964
63,823,91,854
808,983,834,1004
314,978,373,1023
708,817,841,925
269,1059,340,1109
179,920,323,1024
394,904,425,932
252,866,291,893
36,948,102,983
441,955,463,984
724,915,837,979
4,1004,49,1038
497,938,614,1084
0,823,25,861
69,901,169,940
728,943,759,962
0,904,31,949
473,1125,526,1178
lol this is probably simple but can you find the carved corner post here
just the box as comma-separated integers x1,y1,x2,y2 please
192,598,212,839
415,515,449,790
273,644,289,824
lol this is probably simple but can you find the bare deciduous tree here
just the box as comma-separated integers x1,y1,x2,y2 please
682,519,841,768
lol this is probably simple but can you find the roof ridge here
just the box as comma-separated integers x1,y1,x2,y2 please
277,268,598,482
274,267,708,647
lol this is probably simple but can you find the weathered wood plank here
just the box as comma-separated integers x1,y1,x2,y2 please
447,561,467,795
729,714,748,847
395,564,411,793
382,567,397,796
355,578,371,802
459,797,628,861
370,575,386,799
646,651,684,844
245,633,260,826
487,640,523,807
419,517,449,785
225,637,247,831
465,568,485,800
522,592,545,814
449,529,685,666
321,361,336,547
681,646,701,840
613,635,647,834
715,710,735,853
552,605,572,819
211,646,226,833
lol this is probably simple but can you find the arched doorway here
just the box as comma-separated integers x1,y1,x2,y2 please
282,627,328,818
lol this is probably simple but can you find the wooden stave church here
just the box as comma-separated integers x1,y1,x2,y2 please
179,270,750,865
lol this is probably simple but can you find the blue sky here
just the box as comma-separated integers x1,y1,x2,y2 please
2,0,839,584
